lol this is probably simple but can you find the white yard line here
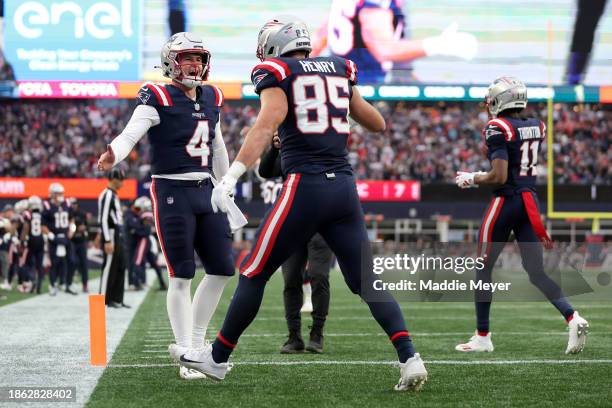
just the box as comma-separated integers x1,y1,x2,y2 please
144,315,578,323
0,274,152,408
106,359,612,369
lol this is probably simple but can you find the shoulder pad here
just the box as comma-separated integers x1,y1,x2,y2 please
486,118,515,141
138,83,174,107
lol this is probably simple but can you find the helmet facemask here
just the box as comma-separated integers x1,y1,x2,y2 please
171,50,210,88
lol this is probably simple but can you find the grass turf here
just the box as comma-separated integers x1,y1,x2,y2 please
87,270,612,407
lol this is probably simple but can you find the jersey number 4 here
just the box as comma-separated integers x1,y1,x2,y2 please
293,75,350,134
186,121,211,166
520,140,539,176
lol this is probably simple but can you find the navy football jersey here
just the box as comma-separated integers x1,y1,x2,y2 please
42,200,73,237
136,83,224,175
327,0,407,83
251,56,358,175
484,116,545,196
24,210,44,251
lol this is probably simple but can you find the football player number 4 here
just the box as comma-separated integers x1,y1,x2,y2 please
293,76,350,134
186,121,210,166
520,140,539,176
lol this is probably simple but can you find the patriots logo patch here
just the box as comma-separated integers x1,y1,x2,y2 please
137,90,150,104
253,72,268,86
485,127,503,139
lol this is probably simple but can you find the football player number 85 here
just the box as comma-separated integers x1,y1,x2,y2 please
293,75,350,134
186,121,210,166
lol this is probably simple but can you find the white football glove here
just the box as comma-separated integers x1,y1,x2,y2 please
211,162,246,213
423,23,478,61
211,177,235,213
455,171,486,189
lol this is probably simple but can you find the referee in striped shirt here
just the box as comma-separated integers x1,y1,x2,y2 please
98,168,129,308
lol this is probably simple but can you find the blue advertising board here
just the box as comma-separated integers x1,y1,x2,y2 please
3,0,142,81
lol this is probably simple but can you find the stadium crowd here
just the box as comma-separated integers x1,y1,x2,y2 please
0,100,609,184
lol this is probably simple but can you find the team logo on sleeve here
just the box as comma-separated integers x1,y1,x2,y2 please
485,127,503,139
137,90,150,104
253,71,269,86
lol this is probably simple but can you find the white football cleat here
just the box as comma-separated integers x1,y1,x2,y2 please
394,353,428,391
49,284,58,296
179,366,207,380
179,344,229,381
169,344,207,380
566,311,589,354
455,331,494,352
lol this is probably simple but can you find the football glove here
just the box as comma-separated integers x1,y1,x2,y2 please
211,162,246,213
456,171,486,189
423,23,478,61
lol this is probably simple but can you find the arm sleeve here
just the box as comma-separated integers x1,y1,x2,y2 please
484,123,508,161
110,105,160,166
211,118,230,179
258,146,282,179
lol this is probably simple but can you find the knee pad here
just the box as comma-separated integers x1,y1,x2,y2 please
206,255,235,277
172,259,196,279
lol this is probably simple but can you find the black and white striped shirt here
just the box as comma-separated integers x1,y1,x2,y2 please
98,187,123,243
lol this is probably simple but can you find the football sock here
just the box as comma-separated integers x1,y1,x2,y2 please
521,252,576,321
476,301,491,334
212,275,267,363
363,295,415,363
166,277,192,348
192,274,231,349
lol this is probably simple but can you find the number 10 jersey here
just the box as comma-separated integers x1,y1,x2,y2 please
251,56,359,175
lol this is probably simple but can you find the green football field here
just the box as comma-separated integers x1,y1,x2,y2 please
87,270,612,408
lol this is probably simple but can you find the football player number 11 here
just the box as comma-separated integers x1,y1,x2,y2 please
186,121,211,166
519,140,539,176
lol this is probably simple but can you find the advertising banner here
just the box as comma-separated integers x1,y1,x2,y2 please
3,0,142,81
356,181,421,202
0,178,138,199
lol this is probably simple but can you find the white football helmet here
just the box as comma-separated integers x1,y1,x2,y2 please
133,196,152,212
159,32,211,88
256,19,312,61
28,195,43,212
14,199,29,214
486,76,528,116
49,182,65,204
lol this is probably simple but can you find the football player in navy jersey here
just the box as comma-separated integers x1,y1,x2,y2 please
42,183,77,296
23,196,46,294
97,32,240,381
454,76,589,355
180,19,427,391
311,0,477,83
